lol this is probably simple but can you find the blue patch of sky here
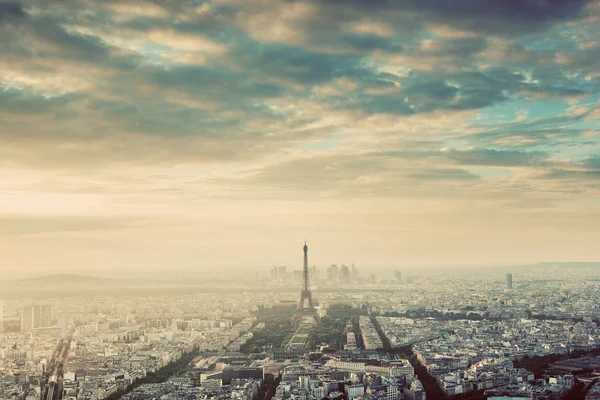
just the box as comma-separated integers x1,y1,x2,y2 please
556,141,600,163
469,99,571,128
293,131,345,152
443,138,472,150
520,26,580,51
136,42,175,64
295,139,342,152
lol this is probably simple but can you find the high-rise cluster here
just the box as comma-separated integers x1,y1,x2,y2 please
21,304,52,331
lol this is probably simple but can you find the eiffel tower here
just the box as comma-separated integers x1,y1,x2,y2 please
292,240,319,326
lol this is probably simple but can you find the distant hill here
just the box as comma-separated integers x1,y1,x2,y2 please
8,273,118,286
535,262,600,268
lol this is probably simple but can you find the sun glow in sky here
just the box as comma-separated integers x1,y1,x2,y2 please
1,0,600,273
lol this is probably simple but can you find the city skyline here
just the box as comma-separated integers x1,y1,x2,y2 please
1,0,600,273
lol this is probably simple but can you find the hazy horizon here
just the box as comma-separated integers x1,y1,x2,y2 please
2,261,600,283
2,0,600,274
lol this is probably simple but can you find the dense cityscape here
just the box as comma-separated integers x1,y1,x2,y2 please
2,243,600,400
2,2,600,400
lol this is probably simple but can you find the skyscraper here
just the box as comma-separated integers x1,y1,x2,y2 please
395,270,402,282
34,305,42,328
351,263,358,282
278,265,286,277
339,265,351,284
506,273,513,290
21,306,34,331
327,265,339,281
41,305,52,327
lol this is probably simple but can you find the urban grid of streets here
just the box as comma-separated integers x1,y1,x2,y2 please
2,263,600,400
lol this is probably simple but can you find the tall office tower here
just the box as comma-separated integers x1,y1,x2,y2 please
395,270,402,282
278,266,286,277
21,306,34,331
293,270,303,285
339,265,351,284
311,266,318,284
506,273,513,290
327,265,339,281
41,305,52,327
0,300,3,331
351,263,358,282
33,305,42,328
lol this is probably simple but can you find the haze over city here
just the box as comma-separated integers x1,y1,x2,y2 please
1,0,599,276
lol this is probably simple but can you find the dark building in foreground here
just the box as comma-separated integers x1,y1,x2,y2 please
222,367,264,384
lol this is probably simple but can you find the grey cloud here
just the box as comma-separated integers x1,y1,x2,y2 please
469,111,595,148
342,34,403,53
333,65,595,116
245,152,481,198
408,168,479,181
316,0,593,35
436,36,488,56
233,43,360,85
0,88,81,115
0,4,143,73
583,156,600,169
0,1,25,22
540,169,600,183
378,148,556,169
444,148,550,167
0,0,598,186
331,69,518,115
144,63,283,100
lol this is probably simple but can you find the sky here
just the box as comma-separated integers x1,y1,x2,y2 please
1,0,600,275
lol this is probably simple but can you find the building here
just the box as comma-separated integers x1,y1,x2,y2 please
311,266,318,285
395,270,402,282
327,265,339,281
506,273,513,290
345,383,364,399
202,378,222,392
21,306,34,331
339,265,351,285
222,367,263,384
351,263,358,282
278,266,286,276
346,332,357,350
38,305,52,327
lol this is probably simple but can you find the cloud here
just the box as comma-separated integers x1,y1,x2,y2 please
0,87,80,115
408,168,479,181
540,169,600,183
1,0,600,268
443,148,550,167
0,0,598,201
312,0,594,35
0,215,144,236
220,0,596,60
0,1,25,22
583,156,600,169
